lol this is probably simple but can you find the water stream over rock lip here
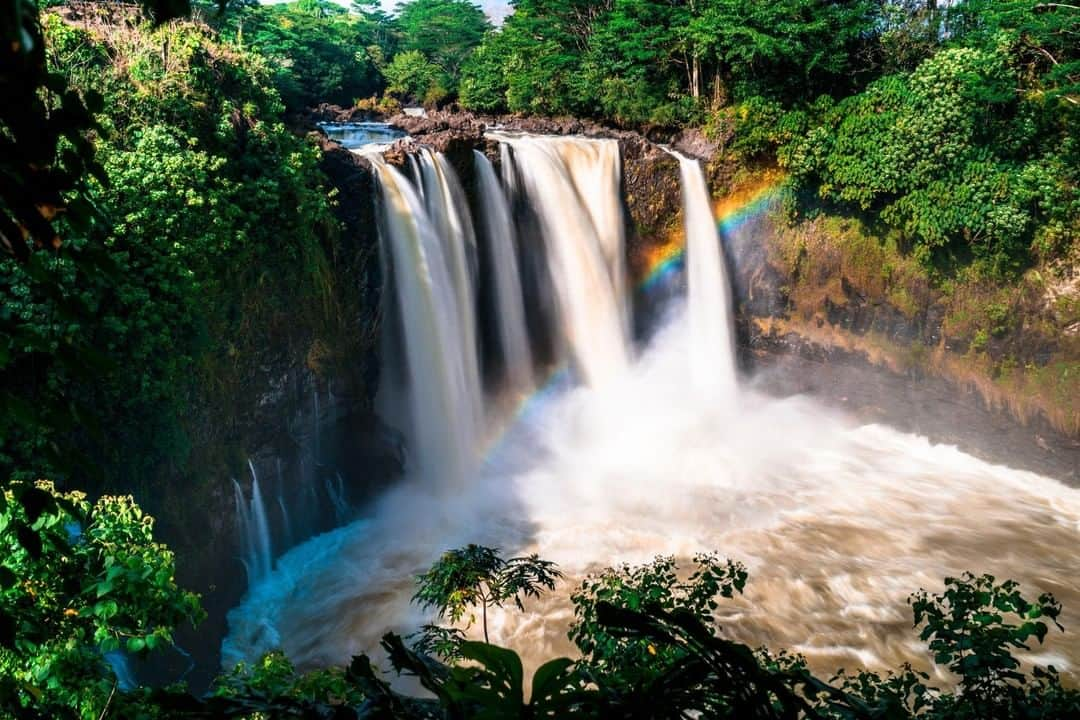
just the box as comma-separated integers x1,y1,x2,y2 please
319,121,407,150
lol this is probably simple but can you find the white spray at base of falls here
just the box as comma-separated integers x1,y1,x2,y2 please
222,310,1080,680
492,134,630,385
473,150,534,391
663,147,738,399
223,135,1080,684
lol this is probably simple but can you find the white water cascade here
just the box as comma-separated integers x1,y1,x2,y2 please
491,134,631,385
473,150,534,392
234,460,273,586
224,134,1080,685
369,154,483,493
664,147,738,400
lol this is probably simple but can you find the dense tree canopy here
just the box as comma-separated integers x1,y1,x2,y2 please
396,0,489,85
460,0,881,122
216,0,392,108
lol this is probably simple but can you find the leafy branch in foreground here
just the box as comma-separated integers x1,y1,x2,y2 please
570,553,748,686
0,480,204,717
412,544,562,644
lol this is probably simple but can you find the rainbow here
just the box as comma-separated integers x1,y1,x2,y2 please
639,175,785,291
484,174,786,464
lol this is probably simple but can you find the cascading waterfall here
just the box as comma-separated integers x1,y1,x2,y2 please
490,134,630,385
327,473,350,524
473,150,534,392
368,153,483,493
416,149,484,435
664,147,738,399
225,133,1080,687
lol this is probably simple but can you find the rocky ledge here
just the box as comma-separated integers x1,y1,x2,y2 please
306,108,732,284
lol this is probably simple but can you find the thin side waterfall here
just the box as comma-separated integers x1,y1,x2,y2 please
234,461,272,586
490,133,630,385
277,496,294,550
664,148,737,400
473,150,534,391
328,472,349,524
370,154,482,493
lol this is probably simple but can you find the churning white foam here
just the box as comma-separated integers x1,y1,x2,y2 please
223,306,1080,683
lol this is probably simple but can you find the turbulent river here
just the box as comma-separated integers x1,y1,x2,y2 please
224,129,1080,685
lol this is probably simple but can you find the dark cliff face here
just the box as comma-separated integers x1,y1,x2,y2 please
156,132,400,691
721,203,1079,482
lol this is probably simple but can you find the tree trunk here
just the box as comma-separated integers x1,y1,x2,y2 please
482,600,489,644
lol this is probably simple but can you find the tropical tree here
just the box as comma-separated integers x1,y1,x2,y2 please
218,0,389,108
684,0,880,103
394,0,490,92
383,48,447,105
413,544,562,643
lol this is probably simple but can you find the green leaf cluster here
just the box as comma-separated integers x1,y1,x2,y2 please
413,544,562,644
392,0,490,101
0,481,203,718
569,553,747,686
1,14,341,495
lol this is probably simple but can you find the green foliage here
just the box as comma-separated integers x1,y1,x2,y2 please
413,544,562,643
910,573,1065,713
2,523,1076,718
459,0,880,120
774,0,1080,277
394,0,489,95
683,0,879,102
213,650,366,708
569,554,747,685
1,14,340,494
383,49,447,105
0,0,187,263
216,0,390,109
348,564,1080,718
0,481,203,718
458,38,509,112
365,631,594,717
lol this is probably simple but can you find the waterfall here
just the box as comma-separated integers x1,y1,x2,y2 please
490,134,630,385
473,150,534,391
327,472,349,524
276,497,294,550
234,461,273,586
664,148,738,400
370,154,483,493
416,149,484,433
